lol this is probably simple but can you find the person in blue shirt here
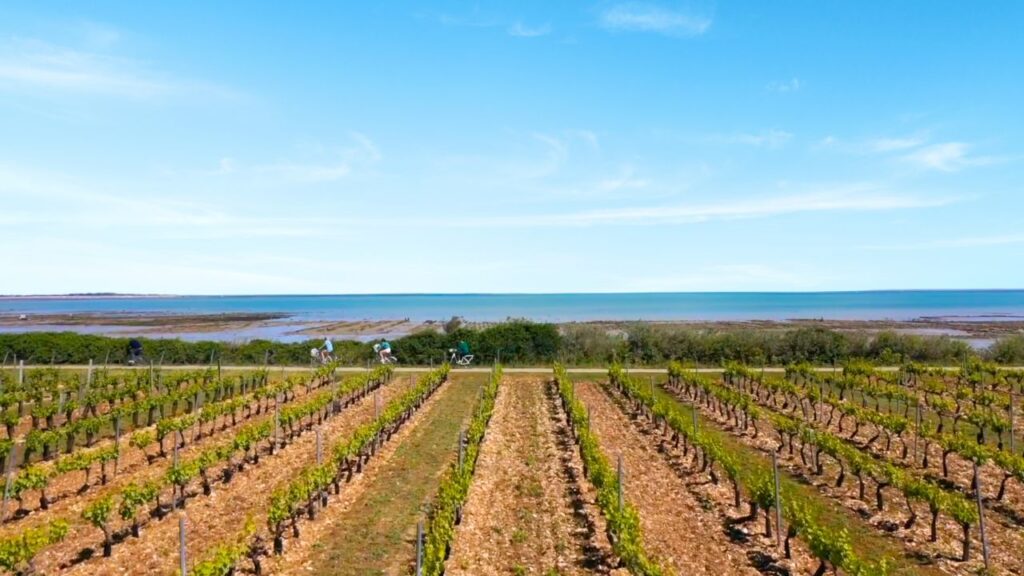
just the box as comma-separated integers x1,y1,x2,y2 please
320,336,334,363
376,339,393,363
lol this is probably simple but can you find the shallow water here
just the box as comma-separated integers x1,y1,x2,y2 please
3,290,1024,322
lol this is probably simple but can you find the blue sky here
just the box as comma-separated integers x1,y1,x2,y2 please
1,1,1022,294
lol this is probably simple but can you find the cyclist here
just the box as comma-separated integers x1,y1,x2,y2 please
320,336,334,363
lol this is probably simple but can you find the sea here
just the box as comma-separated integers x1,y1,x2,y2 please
3,291,1024,322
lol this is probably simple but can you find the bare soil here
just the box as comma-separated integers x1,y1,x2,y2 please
574,381,760,576
599,382,820,576
446,377,613,576
280,374,485,575
670,381,1024,575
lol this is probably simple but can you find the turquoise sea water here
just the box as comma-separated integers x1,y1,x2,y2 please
2,291,1023,322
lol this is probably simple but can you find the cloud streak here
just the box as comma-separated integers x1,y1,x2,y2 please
863,233,1024,251
709,129,793,149
901,142,1000,172
0,37,231,99
767,78,801,93
507,22,552,37
448,187,952,228
599,3,711,36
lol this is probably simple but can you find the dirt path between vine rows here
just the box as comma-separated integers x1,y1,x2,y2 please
575,381,759,576
446,377,612,576
38,374,418,575
600,383,819,576
266,374,486,575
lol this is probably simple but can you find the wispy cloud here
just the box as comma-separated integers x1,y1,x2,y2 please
255,161,351,183
867,136,926,153
216,133,381,183
0,162,362,240
572,129,600,150
767,78,801,93
451,187,951,228
78,21,121,48
815,133,1006,172
863,233,1024,251
901,142,1001,172
709,129,793,149
596,166,649,193
507,22,552,37
599,3,712,36
0,37,230,99
433,11,498,28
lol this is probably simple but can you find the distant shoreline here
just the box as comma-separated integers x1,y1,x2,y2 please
3,288,1024,299
0,294,176,300
2,291,1022,345
0,312,1021,347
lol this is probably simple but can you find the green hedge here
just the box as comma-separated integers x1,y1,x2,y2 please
1,322,1016,367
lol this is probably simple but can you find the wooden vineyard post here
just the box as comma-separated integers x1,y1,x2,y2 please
415,521,424,576
172,443,180,511
914,403,921,465
692,406,699,436
149,360,155,392
18,360,24,386
179,514,188,576
974,461,990,570
315,427,325,506
274,393,282,449
375,387,381,419
217,358,222,382
458,430,466,469
114,416,122,475
1007,389,1015,453
617,454,624,513
771,451,782,547
1,442,17,521
79,365,88,403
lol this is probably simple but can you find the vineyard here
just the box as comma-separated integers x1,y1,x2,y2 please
0,362,1020,575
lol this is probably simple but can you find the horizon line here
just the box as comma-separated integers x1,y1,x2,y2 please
3,288,1024,299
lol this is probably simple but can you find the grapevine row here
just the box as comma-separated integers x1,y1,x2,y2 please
608,366,891,576
1,366,391,573
422,365,503,575
669,363,986,563
186,365,450,575
554,365,663,575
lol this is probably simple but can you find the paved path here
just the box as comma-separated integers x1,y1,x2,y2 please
10,364,1021,374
